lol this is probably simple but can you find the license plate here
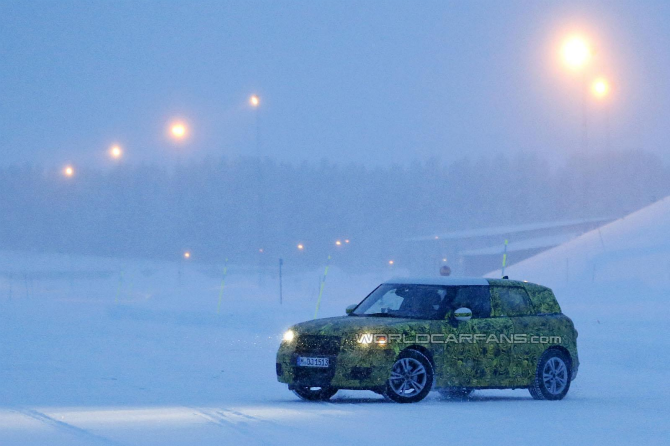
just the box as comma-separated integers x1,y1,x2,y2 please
297,356,329,368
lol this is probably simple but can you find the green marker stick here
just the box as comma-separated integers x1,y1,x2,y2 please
314,255,331,319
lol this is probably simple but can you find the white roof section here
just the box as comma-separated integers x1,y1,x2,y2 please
384,277,488,286
406,217,611,242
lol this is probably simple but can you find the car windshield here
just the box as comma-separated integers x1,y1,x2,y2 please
351,283,451,320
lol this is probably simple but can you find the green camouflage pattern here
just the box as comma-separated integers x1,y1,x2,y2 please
277,279,579,390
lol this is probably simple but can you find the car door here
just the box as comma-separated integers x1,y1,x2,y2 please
439,285,514,388
490,285,537,386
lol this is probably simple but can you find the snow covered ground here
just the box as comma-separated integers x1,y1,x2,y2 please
0,243,669,445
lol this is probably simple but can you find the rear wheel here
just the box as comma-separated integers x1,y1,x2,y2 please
529,349,571,400
384,350,433,403
292,386,338,401
438,387,473,400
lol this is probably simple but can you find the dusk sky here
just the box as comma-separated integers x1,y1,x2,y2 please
1,0,669,168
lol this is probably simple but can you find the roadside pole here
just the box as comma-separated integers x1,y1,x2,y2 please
279,258,283,305
501,239,509,277
313,255,331,319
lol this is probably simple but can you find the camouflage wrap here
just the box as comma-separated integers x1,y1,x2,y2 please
520,281,562,314
277,279,579,390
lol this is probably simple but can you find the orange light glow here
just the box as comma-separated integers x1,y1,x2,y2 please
170,123,187,139
184,251,191,259
561,36,591,69
250,95,260,107
109,145,122,159
63,165,74,177
592,78,610,98
297,244,304,250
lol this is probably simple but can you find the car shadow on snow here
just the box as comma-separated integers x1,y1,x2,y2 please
276,392,534,405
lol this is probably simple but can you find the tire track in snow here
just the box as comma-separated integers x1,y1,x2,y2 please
15,408,123,446
187,406,352,445
186,407,273,446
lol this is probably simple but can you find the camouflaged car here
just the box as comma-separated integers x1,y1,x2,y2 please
276,277,579,403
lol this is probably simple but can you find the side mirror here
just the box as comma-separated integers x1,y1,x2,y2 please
454,307,472,321
345,304,357,315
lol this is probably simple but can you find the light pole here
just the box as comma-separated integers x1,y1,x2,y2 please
592,78,611,150
561,36,592,152
250,95,264,285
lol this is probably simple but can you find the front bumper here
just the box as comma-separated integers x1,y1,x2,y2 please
276,342,395,389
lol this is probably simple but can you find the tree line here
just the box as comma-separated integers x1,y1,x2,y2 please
0,150,667,269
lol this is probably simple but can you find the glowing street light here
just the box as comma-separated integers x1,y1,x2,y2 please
63,165,74,177
170,122,187,139
388,260,394,265
297,244,304,251
109,145,123,159
561,36,591,70
335,240,342,246
183,251,191,259
592,78,609,99
345,239,350,244
250,94,260,107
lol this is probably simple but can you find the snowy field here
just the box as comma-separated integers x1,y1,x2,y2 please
1,244,669,445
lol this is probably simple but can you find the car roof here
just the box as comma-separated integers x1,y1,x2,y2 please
383,277,489,286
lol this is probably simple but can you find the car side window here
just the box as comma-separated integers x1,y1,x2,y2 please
450,286,491,318
495,286,533,317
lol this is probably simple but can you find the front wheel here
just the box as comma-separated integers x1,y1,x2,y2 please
529,349,571,400
292,386,338,401
384,350,434,403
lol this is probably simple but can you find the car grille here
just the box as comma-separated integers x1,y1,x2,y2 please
294,335,341,356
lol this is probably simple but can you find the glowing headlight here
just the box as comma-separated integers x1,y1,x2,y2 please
283,330,295,343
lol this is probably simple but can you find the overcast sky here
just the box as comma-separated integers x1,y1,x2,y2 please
1,0,669,168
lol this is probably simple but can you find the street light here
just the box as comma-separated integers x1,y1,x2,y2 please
335,240,342,246
170,122,187,139
592,78,609,99
297,244,304,251
250,94,260,107
63,165,74,177
184,251,191,259
109,145,123,159
561,36,591,70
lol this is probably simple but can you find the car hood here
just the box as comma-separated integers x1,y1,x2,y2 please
292,315,426,337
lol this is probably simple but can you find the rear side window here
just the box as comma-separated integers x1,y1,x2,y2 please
450,286,491,318
494,286,533,317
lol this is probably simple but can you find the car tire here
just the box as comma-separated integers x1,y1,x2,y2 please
529,349,571,401
384,350,434,403
292,386,338,401
438,387,473,400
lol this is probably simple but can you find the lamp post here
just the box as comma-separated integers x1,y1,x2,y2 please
250,95,264,285
592,78,611,150
561,36,592,152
